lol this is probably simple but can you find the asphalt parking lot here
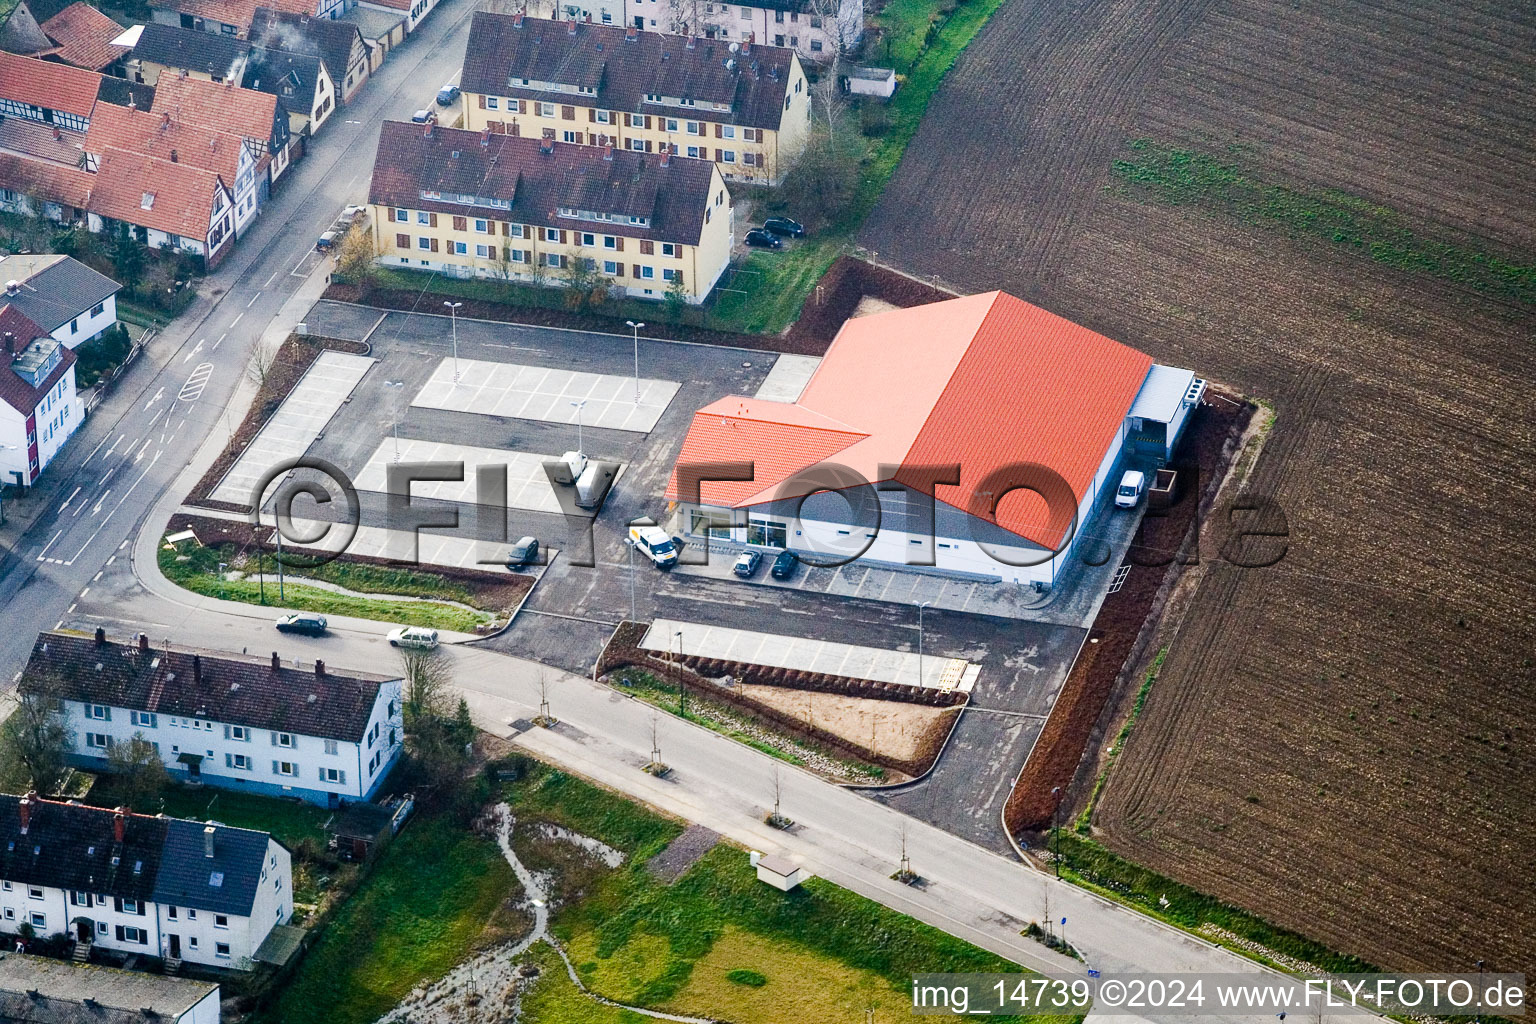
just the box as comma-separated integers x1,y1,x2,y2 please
293,300,1097,847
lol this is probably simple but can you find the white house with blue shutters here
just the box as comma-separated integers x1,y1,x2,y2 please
24,630,404,808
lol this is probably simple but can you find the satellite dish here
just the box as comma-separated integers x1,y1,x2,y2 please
728,41,740,53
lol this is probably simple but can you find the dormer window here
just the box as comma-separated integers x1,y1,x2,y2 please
141,193,155,210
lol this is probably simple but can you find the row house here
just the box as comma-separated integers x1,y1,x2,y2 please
148,0,339,40
84,102,261,238
250,8,370,104
6,1,135,75
243,46,337,139
368,119,734,303
0,254,120,351
23,629,405,808
0,305,83,489
129,21,251,86
629,0,863,59
88,147,236,265
0,792,292,971
150,71,292,186
0,952,221,1023
0,47,101,134
358,0,442,36
461,13,811,185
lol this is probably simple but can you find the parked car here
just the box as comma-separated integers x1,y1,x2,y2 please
628,523,679,569
506,536,540,567
274,612,327,636
436,83,461,106
744,228,783,250
762,216,805,238
411,108,433,123
770,550,799,580
388,626,440,649
1115,469,1147,508
733,550,763,578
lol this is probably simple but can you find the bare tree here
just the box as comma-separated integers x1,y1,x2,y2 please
534,667,556,727
663,0,698,35
106,733,169,809
770,763,783,817
805,0,858,143
244,342,277,391
399,647,453,731
0,679,73,795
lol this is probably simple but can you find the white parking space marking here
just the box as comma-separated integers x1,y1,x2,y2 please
351,438,564,514
211,351,374,504
641,618,975,693
276,516,543,572
410,358,681,433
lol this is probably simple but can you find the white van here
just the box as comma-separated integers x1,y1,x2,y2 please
1115,470,1147,508
628,524,678,569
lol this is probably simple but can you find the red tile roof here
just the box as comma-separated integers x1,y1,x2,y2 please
666,292,1155,549
149,0,313,31
40,2,128,71
0,150,94,209
85,101,244,186
0,303,75,416
0,49,103,117
148,72,280,151
89,147,225,241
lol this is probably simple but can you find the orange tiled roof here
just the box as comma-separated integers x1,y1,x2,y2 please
89,146,224,241
666,292,1155,549
40,2,128,71
150,0,314,31
85,101,244,186
148,72,278,151
0,150,94,209
0,49,103,117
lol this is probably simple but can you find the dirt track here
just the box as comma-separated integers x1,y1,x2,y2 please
860,0,1536,975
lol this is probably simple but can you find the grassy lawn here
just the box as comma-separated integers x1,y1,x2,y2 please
159,542,496,633
507,761,1060,1024
709,237,842,335
256,809,516,1024
89,779,332,848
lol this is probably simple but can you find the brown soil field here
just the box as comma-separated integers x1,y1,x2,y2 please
861,0,1536,976
737,682,958,766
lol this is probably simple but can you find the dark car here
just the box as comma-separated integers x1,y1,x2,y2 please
770,550,799,580
732,550,763,578
274,612,327,636
744,228,783,250
506,536,539,567
762,216,805,238
437,84,461,106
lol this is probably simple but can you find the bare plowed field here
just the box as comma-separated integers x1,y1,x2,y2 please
861,0,1536,975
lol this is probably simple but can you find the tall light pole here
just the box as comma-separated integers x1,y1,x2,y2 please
623,537,636,621
0,442,16,525
570,399,587,454
443,300,462,386
625,320,644,403
914,600,933,688
1051,784,1063,879
674,629,684,716
383,380,405,461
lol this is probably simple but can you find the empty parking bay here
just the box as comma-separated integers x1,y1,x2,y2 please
351,438,563,513
411,358,680,432
213,352,374,504
642,618,974,692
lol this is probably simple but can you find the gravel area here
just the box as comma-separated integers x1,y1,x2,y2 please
647,825,720,884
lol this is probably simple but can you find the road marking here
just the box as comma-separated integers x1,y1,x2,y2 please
118,540,128,550
182,338,205,363
103,434,123,459
55,621,62,629
66,456,157,565
91,489,112,516
212,331,228,351
179,362,214,402
81,434,110,465
107,555,116,565
290,250,316,277
229,312,243,328
57,486,81,513
247,291,262,308
68,604,76,613
134,438,153,464
79,588,89,598
263,268,280,288
92,571,102,582
143,386,165,411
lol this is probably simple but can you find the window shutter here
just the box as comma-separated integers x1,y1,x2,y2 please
614,236,624,252
340,771,347,785
640,240,655,255
587,108,595,122
644,140,653,152
477,94,485,109
632,263,641,278
613,263,624,277
428,212,438,227
270,732,277,745
644,115,652,129
559,230,568,244
225,753,233,768
272,760,280,774
715,123,722,138
396,232,410,248
453,216,467,231
115,925,125,941
561,105,575,120
500,221,509,236
430,238,439,252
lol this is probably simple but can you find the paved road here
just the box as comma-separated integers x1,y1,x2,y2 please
0,0,479,682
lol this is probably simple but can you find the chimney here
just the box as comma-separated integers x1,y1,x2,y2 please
685,35,695,49
424,121,434,139
624,24,637,41
512,9,523,27
170,148,178,163
742,32,751,55
114,807,127,844
94,627,106,645
192,654,201,683
18,792,35,833
51,126,61,141
480,126,491,147
539,138,554,155
584,11,590,21
603,143,613,160
566,15,576,33
138,633,150,652
315,659,325,677
659,143,672,167
203,825,215,859
271,651,281,671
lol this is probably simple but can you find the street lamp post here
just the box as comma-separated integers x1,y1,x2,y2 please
217,561,227,600
570,399,587,454
624,537,637,621
914,600,933,689
383,380,405,461
1051,784,1063,879
625,320,644,404
443,301,462,385
674,630,684,716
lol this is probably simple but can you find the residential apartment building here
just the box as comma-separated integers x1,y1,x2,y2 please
461,13,810,185
0,254,120,351
0,305,82,489
24,630,405,807
0,792,292,970
369,119,733,303
627,0,863,59
85,102,261,238
0,952,221,1023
